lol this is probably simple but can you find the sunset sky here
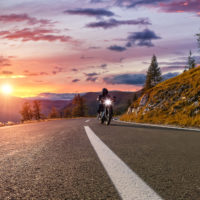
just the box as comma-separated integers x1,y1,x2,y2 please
0,0,199,98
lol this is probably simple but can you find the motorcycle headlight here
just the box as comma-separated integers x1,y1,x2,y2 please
105,99,112,106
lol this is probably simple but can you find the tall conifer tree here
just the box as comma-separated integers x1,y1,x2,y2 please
145,55,162,90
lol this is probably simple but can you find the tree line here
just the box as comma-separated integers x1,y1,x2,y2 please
20,94,87,122
20,100,42,121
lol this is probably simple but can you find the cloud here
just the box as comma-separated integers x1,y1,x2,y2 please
161,66,185,72
0,28,73,43
88,46,101,49
85,72,99,82
71,68,78,72
80,55,94,59
124,0,168,8
90,0,169,7
86,77,98,82
99,64,107,69
104,73,146,85
24,70,49,76
108,45,127,52
126,29,161,47
64,8,114,17
162,72,179,80
160,0,200,16
72,79,80,83
0,56,11,67
99,0,200,16
158,60,187,72
40,72,49,75
103,71,179,85
1,70,13,75
86,18,150,29
85,72,99,77
159,61,186,65
52,66,64,75
0,13,54,25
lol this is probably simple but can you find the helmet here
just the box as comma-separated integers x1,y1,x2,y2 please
102,88,108,96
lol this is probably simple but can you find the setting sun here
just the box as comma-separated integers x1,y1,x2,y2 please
1,84,13,95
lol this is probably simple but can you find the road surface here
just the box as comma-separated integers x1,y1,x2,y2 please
0,118,200,200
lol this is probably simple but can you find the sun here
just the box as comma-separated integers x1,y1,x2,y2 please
1,84,13,95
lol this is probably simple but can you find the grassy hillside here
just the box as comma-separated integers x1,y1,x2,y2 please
121,66,200,127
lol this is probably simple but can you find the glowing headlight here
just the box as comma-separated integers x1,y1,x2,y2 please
105,99,112,106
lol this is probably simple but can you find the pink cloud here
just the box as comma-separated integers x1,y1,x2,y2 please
160,0,200,16
0,56,11,67
0,13,54,25
0,28,73,43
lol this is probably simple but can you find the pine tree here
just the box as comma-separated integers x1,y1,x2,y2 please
33,100,42,120
72,94,87,117
49,107,59,118
144,55,162,90
20,101,33,121
187,50,196,69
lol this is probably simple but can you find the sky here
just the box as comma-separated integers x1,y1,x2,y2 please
0,0,199,98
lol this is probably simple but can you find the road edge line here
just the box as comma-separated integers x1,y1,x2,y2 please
114,119,200,132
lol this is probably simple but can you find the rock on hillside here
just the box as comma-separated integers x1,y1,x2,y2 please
121,66,200,127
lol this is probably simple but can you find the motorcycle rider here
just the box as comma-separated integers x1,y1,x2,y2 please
97,88,115,115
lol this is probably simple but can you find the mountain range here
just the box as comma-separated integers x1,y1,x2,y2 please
0,91,137,122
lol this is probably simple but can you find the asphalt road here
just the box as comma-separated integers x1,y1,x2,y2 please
0,118,200,200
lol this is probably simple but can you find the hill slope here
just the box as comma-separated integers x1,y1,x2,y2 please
121,66,200,127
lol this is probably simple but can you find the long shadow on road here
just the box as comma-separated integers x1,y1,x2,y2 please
110,122,197,133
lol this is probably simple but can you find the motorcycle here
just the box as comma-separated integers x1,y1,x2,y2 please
98,98,113,125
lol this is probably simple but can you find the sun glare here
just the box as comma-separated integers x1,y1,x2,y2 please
1,84,13,95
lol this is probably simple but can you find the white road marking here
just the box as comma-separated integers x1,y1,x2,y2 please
85,120,90,123
84,126,163,200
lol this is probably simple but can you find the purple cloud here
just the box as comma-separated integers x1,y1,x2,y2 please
64,8,114,17
86,18,151,29
72,79,80,83
126,29,161,47
104,73,146,85
108,45,127,52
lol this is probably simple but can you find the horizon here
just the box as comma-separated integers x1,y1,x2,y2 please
0,0,200,98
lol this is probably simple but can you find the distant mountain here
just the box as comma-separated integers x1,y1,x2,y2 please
0,95,69,122
121,66,200,127
63,91,142,116
0,90,142,122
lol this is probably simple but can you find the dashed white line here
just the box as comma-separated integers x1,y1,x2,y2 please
85,120,90,123
84,126,163,200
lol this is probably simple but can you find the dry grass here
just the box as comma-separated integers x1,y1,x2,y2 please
121,66,200,127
